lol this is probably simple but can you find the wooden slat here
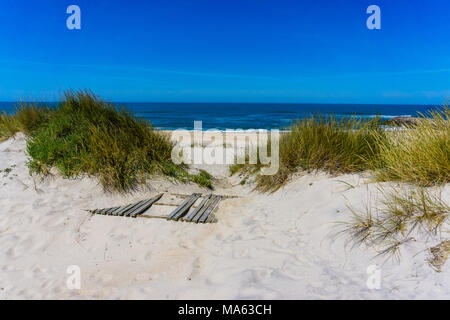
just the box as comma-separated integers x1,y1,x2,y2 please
171,193,201,221
166,194,195,220
166,193,199,220
205,213,216,224
109,206,126,216
110,204,131,216
89,208,101,215
112,201,142,216
153,202,181,207
191,195,217,223
183,194,212,222
125,200,152,217
97,207,111,215
118,200,145,216
128,193,164,218
198,196,222,224
134,193,164,217
106,208,119,215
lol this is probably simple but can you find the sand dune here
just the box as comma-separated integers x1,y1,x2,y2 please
0,134,449,299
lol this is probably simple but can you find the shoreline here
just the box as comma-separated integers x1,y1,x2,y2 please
154,116,423,133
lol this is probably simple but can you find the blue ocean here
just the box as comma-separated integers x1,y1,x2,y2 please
0,102,439,130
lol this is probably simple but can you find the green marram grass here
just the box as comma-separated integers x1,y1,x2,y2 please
0,111,22,141
373,106,450,186
254,115,386,192
338,186,449,262
231,106,449,192
1,90,212,192
0,102,52,141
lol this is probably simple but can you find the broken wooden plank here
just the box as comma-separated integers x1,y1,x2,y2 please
166,193,198,220
128,193,164,218
190,196,216,223
183,194,212,222
198,195,222,224
125,200,152,217
153,202,181,207
118,200,145,216
205,212,217,224
171,193,201,221
109,206,125,216
191,195,217,223
104,206,121,215
112,201,143,216
89,208,101,214
169,193,191,198
97,207,111,215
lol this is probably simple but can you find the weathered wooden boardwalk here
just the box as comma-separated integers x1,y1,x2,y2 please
167,194,222,223
89,193,230,224
89,193,164,218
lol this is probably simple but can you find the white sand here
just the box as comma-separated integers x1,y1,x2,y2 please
0,133,449,299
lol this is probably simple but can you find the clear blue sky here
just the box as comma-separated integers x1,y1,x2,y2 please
0,0,449,104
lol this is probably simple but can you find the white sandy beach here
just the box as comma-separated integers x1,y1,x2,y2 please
0,133,449,299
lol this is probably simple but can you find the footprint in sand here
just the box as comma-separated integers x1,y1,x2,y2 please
278,263,308,281
109,226,133,237
13,179,29,191
89,272,113,284
6,246,24,259
32,198,47,209
136,237,154,245
239,287,280,299
135,273,152,282
144,252,152,261
18,236,40,253
43,216,67,228
39,279,55,290
9,203,31,213
32,265,49,275
178,240,194,250
111,234,128,242
232,248,249,258
1,264,18,272
187,257,204,278
17,289,40,299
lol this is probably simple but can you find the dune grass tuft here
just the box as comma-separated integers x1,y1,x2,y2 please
247,115,386,192
2,90,212,192
0,111,22,141
339,186,449,261
25,90,177,192
373,106,450,186
15,102,53,134
190,169,214,190
0,103,53,141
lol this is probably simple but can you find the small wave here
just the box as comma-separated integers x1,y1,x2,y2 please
362,114,413,119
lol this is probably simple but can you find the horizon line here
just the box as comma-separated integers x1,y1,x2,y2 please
0,100,439,106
